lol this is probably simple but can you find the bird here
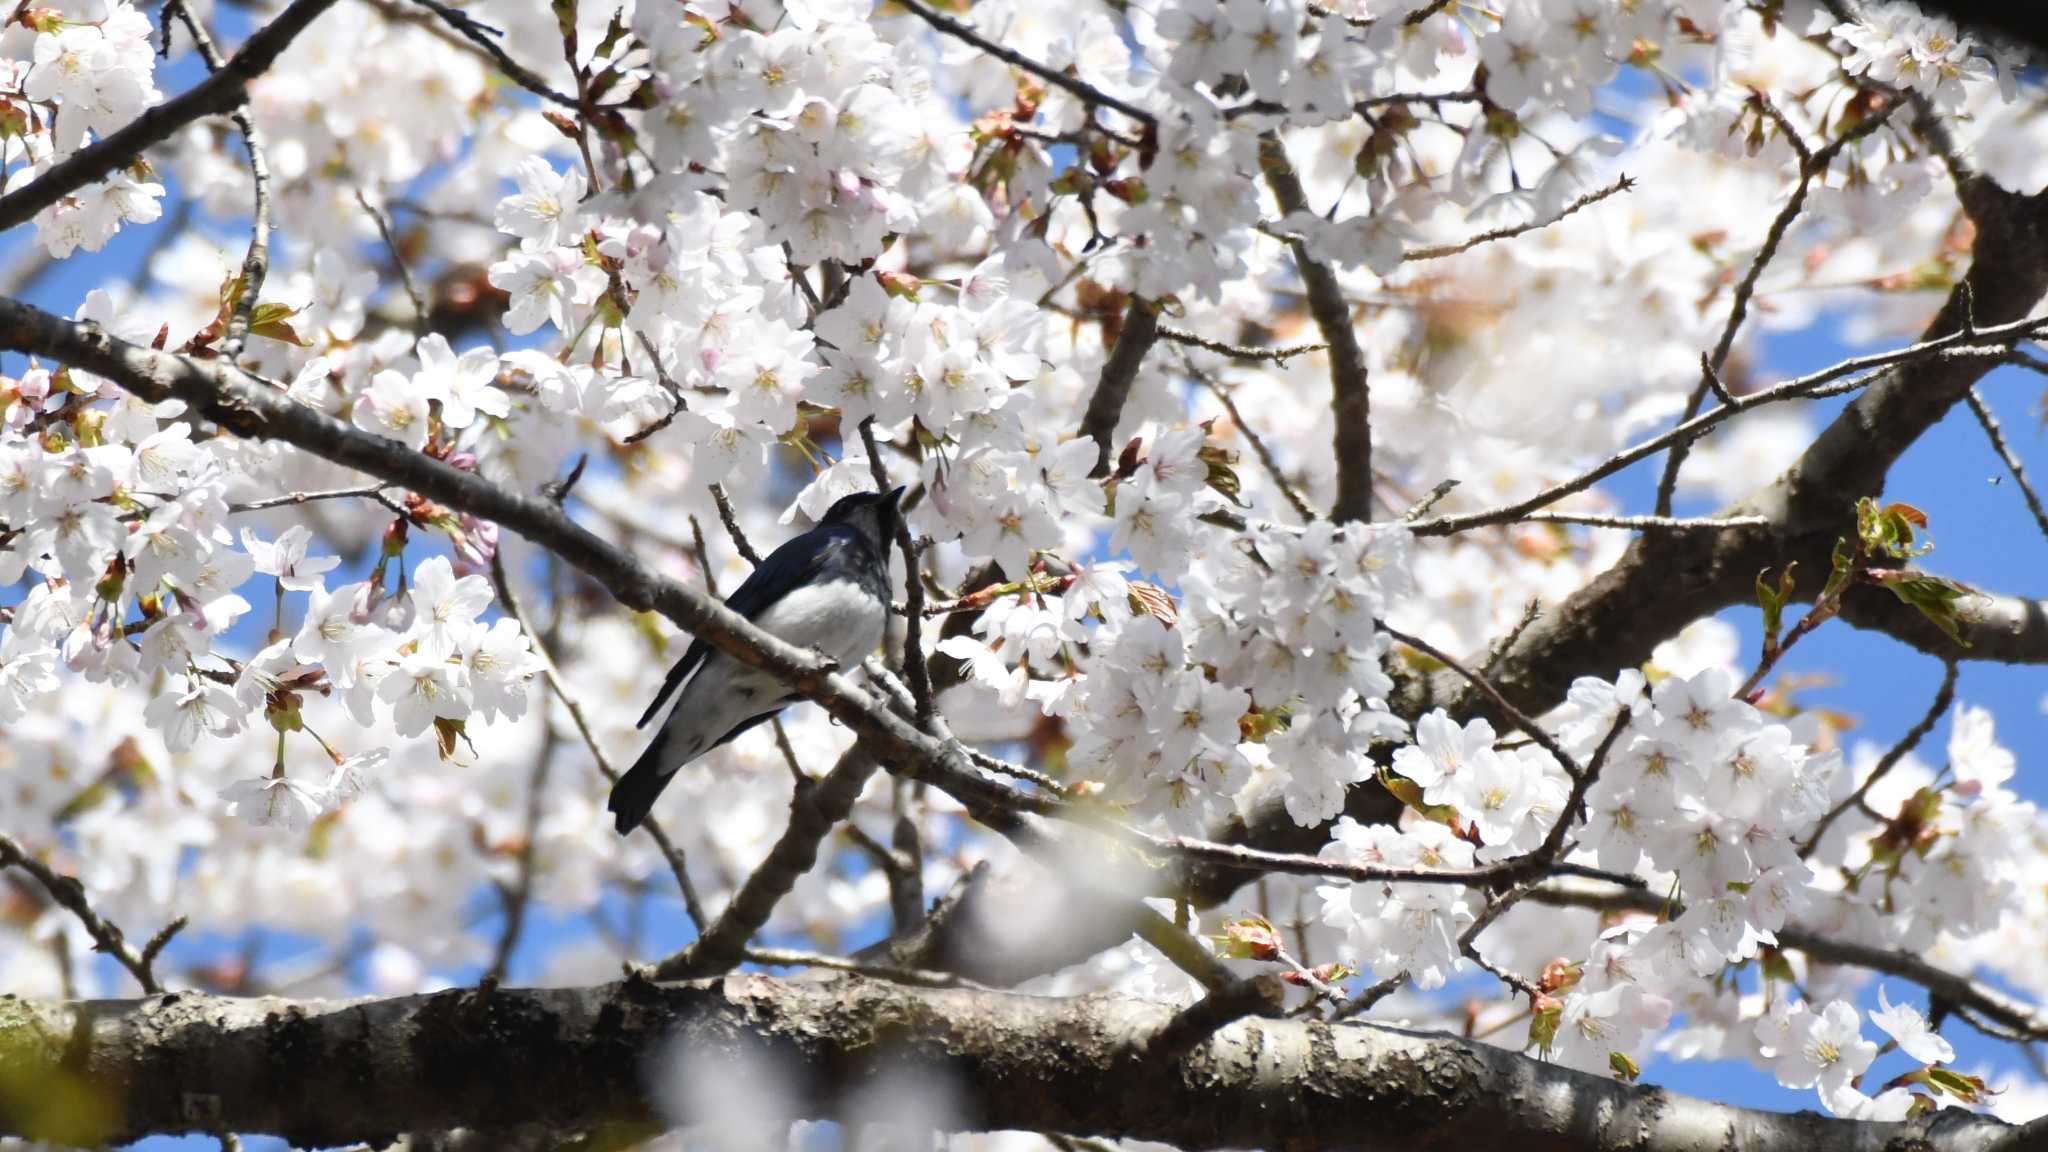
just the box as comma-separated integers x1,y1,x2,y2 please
607,486,904,834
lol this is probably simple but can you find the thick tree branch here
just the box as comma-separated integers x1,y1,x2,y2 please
1833,576,2048,663
0,0,340,232
0,975,2021,1150
1260,132,1373,522
1424,172,2048,722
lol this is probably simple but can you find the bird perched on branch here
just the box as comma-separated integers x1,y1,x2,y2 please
608,486,904,834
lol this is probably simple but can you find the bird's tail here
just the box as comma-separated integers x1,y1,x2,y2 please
608,735,678,835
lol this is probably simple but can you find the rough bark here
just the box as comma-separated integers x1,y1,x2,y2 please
0,975,2021,1151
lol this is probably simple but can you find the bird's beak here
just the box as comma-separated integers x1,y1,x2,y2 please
884,485,906,507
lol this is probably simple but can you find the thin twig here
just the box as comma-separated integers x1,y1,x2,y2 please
1799,659,1957,858
490,545,707,931
0,834,175,994
740,946,983,989
1378,623,1586,777
1404,175,1634,262
1515,511,1772,531
1409,316,2048,536
1159,326,1327,363
1533,879,2048,1041
170,5,272,359
356,191,428,335
403,0,579,108
859,417,933,723
1964,388,2048,542
710,482,762,566
1655,104,1897,513
228,485,393,513
1699,351,1734,406
892,0,1156,127
484,608,556,985
1188,352,1316,522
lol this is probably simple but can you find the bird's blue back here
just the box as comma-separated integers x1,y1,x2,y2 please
635,520,884,729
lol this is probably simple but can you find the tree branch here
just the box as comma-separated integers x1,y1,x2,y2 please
0,974,2022,1150
399,0,579,109
1079,296,1159,477
1403,175,1634,262
0,0,340,232
652,750,879,980
891,0,1155,128
1530,882,2048,1041
1799,658,1956,857
1259,132,1373,522
1654,103,1896,514
167,5,273,359
0,294,1042,835
0,834,177,995
1417,173,2048,724
491,541,706,931
1964,386,2048,542
858,417,933,722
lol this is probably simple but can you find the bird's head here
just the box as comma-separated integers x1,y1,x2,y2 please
821,485,905,546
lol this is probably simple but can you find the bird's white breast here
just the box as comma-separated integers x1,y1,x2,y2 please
749,578,889,668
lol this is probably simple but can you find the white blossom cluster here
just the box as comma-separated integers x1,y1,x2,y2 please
0,0,2043,1134
1299,653,2046,1117
0,324,543,780
0,1,165,257
1831,1,2023,108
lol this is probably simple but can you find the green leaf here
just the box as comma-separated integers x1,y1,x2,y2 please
1756,563,1795,658
1821,535,1857,603
593,6,631,57
1922,1067,1989,1103
1870,570,1972,648
1857,496,1935,559
1377,766,1461,826
1212,915,1281,961
1608,1051,1642,1082
1525,993,1561,1056
248,301,310,346
1201,442,1247,507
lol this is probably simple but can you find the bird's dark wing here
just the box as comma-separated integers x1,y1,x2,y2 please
634,527,854,729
